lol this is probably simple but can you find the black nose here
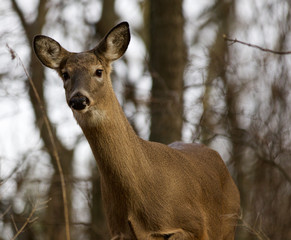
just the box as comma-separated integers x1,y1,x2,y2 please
69,94,90,110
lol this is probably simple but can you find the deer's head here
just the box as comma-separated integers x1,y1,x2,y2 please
33,22,130,117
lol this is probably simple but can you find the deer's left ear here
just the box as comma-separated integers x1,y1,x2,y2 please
94,22,130,62
33,35,70,69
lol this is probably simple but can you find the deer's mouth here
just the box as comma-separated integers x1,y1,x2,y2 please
69,93,90,111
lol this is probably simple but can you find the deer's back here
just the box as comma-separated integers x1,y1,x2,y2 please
139,140,240,239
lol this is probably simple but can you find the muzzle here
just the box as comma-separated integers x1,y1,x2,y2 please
69,93,90,111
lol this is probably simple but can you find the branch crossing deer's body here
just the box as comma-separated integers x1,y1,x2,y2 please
34,22,240,240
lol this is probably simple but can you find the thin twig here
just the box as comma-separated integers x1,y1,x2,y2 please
223,34,291,55
238,216,270,240
260,157,291,184
11,200,49,240
0,205,12,219
11,215,18,233
7,44,71,240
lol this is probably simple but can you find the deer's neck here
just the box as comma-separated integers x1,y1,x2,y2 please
75,95,149,192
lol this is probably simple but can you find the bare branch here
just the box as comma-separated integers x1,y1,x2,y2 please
32,0,48,36
11,200,49,240
0,205,12,219
11,214,19,233
11,0,48,39
223,35,291,55
238,215,270,240
262,158,291,184
10,0,30,37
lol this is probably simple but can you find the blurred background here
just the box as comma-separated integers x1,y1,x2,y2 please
0,0,291,239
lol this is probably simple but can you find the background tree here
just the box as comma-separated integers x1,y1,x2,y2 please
1,0,291,240
149,0,186,144
193,0,291,239
9,0,73,239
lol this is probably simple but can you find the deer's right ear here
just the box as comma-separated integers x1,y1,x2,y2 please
94,22,130,62
33,35,69,69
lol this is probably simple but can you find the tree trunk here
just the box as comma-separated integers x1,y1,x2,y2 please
149,0,186,144
11,1,74,239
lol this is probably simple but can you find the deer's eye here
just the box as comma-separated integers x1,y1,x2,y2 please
62,72,70,81
95,69,103,77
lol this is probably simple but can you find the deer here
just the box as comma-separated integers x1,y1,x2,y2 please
33,22,240,240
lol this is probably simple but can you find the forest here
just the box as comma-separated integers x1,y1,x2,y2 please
0,0,291,239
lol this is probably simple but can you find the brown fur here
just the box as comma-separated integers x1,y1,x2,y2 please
33,22,240,240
